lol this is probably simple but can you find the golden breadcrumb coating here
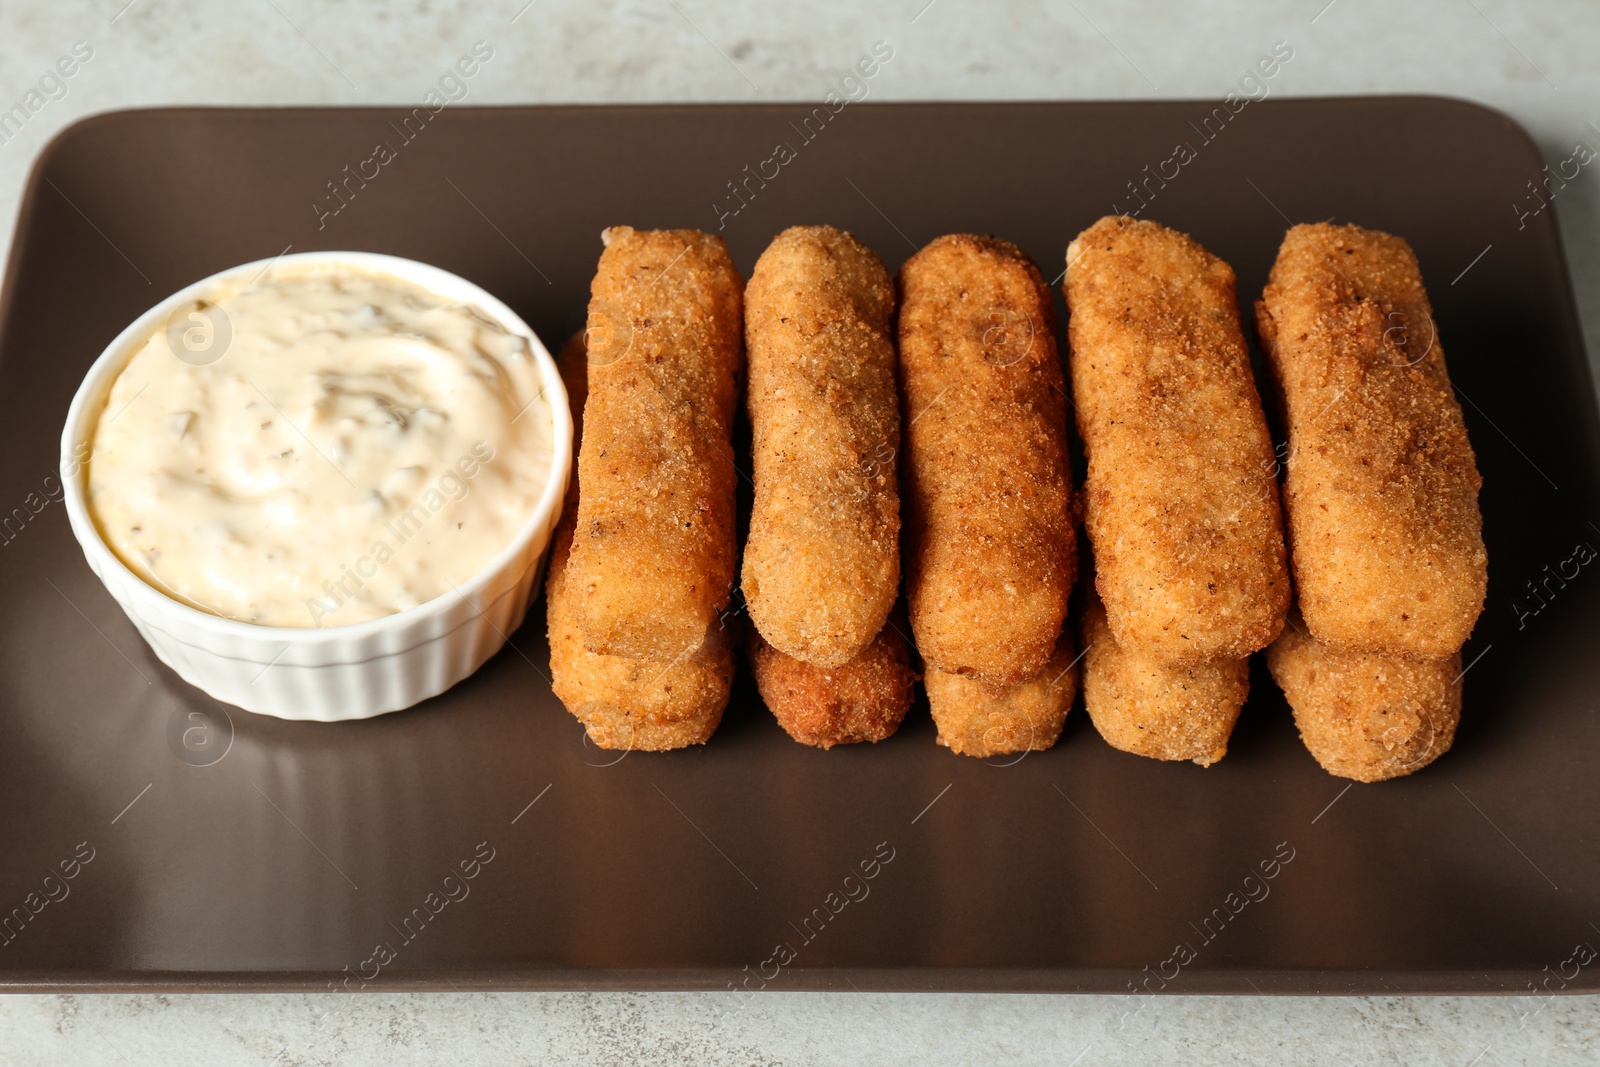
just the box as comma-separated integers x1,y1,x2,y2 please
1256,223,1486,657
898,234,1076,686
924,625,1079,758
1079,590,1248,766
742,226,901,667
545,333,730,750
1267,610,1461,782
1065,215,1289,665
548,518,732,750
567,226,745,662
749,617,917,749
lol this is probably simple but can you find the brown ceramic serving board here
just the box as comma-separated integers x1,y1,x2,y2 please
1,99,1597,995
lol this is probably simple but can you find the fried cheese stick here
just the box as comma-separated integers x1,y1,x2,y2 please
1065,216,1288,664
545,333,733,750
566,227,745,662
1079,591,1248,767
924,624,1079,758
1256,223,1486,657
749,618,917,749
548,519,734,749
898,234,1076,686
1267,610,1461,782
742,226,900,667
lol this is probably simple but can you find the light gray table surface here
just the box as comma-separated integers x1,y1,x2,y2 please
2,1,1598,1063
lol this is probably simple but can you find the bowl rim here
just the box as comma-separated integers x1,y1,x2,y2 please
59,249,573,646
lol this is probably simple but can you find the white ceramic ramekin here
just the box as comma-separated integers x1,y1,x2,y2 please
61,251,572,721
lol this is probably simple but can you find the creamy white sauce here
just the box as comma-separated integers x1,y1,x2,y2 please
87,265,553,627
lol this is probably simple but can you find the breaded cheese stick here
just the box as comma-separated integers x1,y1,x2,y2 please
925,624,1079,758
1079,591,1248,766
548,518,734,750
749,618,917,749
1256,223,1486,657
567,226,745,662
742,226,900,667
1268,610,1461,782
899,234,1076,686
546,332,732,750
1065,216,1288,664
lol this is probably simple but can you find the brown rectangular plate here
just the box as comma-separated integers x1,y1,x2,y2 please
2,99,1598,995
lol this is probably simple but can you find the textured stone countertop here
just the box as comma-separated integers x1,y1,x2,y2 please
2,1,1598,1063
